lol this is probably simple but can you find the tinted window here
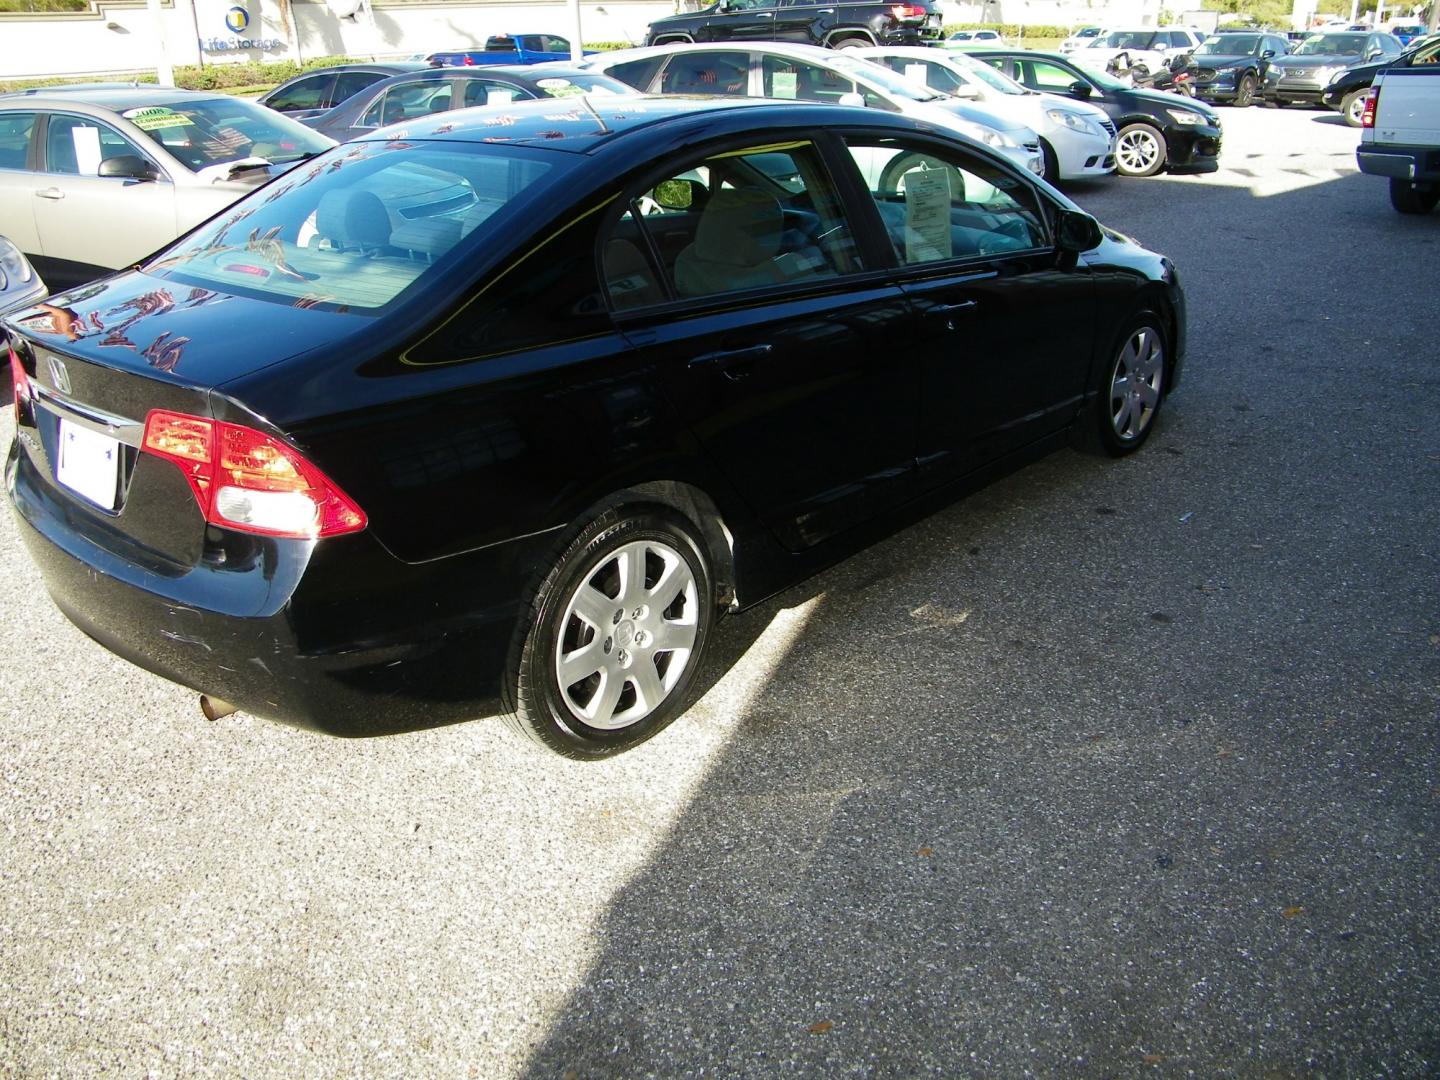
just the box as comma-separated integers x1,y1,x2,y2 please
460,80,532,108
45,115,150,176
146,142,564,312
762,55,859,102
842,137,1046,265
267,73,336,112
605,56,668,91
660,52,750,95
603,142,864,306
362,81,452,127
331,71,387,105
872,56,968,96
0,111,36,171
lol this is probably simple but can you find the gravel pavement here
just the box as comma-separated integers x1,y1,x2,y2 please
2,106,1437,1077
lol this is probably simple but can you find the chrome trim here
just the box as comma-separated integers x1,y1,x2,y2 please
30,382,144,447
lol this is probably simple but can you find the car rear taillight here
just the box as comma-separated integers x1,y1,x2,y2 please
8,345,28,418
891,3,926,17
1361,86,1378,128
142,409,366,540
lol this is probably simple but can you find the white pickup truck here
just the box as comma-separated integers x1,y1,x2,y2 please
1355,36,1440,214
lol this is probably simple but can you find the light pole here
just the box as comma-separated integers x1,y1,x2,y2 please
146,0,175,85
570,0,584,60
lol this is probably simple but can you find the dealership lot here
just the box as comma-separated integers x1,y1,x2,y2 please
2,103,1437,1076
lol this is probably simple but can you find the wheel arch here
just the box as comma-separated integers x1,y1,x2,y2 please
824,28,878,48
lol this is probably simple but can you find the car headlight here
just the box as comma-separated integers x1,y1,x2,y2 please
1211,68,1235,83
0,236,34,292
975,127,1017,149
1045,108,1094,133
1166,108,1205,126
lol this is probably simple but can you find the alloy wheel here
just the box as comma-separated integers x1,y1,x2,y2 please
1109,326,1165,441
1116,126,1164,176
553,539,699,730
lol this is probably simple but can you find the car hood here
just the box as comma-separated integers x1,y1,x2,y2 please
1194,53,1260,68
1124,85,1220,123
1277,54,1362,69
1,269,365,391
931,98,1035,138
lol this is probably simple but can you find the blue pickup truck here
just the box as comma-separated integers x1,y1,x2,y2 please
426,34,591,66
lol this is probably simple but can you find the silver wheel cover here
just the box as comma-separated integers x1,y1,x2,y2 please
554,539,699,731
1109,326,1165,440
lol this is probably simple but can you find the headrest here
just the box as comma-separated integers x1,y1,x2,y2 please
316,188,391,249
693,189,783,266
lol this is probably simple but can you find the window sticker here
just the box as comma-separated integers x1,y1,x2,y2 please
486,89,515,105
771,71,798,98
122,107,192,132
71,125,102,175
903,167,951,262
904,63,930,86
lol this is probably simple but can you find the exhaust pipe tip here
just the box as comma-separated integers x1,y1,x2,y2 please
199,694,238,721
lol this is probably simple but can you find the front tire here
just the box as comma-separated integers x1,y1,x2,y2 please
1082,313,1169,456
1341,88,1367,127
505,509,715,759
1114,122,1167,177
1234,73,1256,107
1390,179,1440,215
1040,138,1060,184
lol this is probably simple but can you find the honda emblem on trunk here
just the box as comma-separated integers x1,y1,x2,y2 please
47,357,71,395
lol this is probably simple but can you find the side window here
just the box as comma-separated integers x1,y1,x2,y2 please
761,56,854,102
601,142,864,307
1171,31,1195,48
268,74,335,112
541,35,571,52
605,56,668,91
660,52,750,95
331,71,386,106
0,111,36,171
842,137,1047,265
361,82,451,128
45,115,148,177
462,80,531,108
1028,61,1081,93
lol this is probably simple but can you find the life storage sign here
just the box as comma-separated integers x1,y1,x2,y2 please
199,4,284,52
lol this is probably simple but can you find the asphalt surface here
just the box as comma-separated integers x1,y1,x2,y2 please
2,106,1438,1077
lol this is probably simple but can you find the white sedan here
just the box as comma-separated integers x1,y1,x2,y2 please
857,47,1116,183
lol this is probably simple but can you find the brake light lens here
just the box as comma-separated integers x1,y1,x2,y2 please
142,409,366,539
1361,86,1378,128
892,3,926,17
8,345,28,417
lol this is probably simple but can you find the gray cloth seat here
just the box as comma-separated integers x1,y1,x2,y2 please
673,188,789,297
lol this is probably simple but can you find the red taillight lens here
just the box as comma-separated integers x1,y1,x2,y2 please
1361,87,1378,128
8,345,29,417
142,409,366,540
891,3,925,17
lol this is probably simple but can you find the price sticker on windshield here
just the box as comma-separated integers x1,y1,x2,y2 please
123,106,193,131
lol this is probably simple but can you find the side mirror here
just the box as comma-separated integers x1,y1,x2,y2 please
1068,80,1094,99
950,83,981,99
1365,48,1381,59
1261,48,1276,58
838,91,866,108
1056,208,1103,252
653,177,705,210
97,155,158,181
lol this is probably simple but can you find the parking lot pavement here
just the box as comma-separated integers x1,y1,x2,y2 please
2,105,1437,1077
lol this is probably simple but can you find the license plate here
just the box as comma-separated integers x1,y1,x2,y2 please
56,419,119,510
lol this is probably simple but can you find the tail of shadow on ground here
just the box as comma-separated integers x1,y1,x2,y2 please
515,166,1440,1077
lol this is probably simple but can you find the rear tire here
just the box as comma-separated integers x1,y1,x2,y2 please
1390,179,1440,215
504,508,715,759
1078,312,1169,456
830,36,870,49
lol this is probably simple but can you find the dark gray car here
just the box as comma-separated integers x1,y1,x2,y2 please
1262,31,1403,106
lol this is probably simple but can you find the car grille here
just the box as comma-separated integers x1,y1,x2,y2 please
1281,67,1318,81
1196,67,1217,80
1097,117,1116,137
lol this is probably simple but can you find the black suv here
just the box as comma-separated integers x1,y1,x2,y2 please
644,0,943,49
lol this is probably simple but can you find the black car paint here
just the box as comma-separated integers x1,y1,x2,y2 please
970,50,1222,174
644,0,942,49
4,99,1185,736
1321,35,1440,112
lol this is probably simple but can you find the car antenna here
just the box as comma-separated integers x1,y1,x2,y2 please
580,94,610,133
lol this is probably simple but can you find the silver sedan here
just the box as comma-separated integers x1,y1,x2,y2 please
0,86,333,291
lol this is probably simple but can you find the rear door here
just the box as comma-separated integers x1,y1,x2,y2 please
0,110,42,256
603,137,920,551
32,112,177,271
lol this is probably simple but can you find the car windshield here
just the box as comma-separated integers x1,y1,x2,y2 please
947,53,1029,94
1095,30,1160,49
1196,35,1260,54
827,54,944,101
121,97,333,173
143,140,565,312
1293,33,1367,55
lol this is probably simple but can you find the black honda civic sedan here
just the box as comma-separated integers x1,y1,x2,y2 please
5,97,1185,759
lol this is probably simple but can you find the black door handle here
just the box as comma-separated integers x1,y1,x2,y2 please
689,344,773,379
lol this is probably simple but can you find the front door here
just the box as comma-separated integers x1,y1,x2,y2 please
602,138,920,551
836,133,1096,484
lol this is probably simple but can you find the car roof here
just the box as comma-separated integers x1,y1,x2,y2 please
355,94,888,153
582,40,849,65
0,85,226,109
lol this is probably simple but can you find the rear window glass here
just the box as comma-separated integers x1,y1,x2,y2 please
145,140,565,312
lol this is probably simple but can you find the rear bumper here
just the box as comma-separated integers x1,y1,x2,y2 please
1357,144,1440,183
8,438,550,736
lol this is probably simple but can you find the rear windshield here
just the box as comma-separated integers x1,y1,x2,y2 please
122,97,333,172
144,140,565,312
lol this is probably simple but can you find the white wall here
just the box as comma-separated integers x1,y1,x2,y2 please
0,0,669,81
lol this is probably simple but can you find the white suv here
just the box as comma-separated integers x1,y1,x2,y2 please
1075,27,1209,80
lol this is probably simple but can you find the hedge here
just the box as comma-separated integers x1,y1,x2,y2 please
942,23,1075,37
0,56,356,95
